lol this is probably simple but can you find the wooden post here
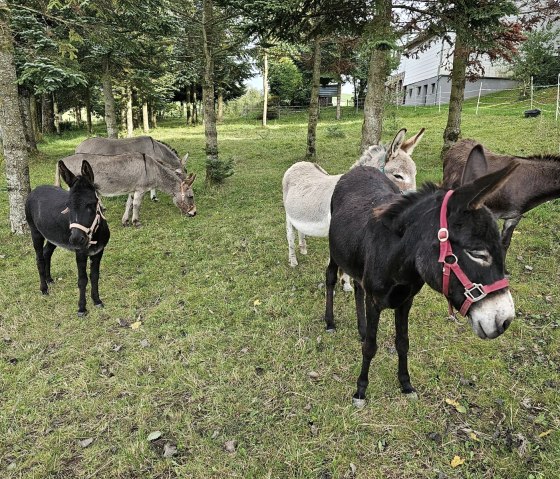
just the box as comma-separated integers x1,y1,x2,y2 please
476,82,483,115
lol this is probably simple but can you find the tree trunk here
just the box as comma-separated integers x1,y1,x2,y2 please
19,87,36,150
42,93,54,134
306,36,322,160
186,85,192,125
102,56,118,138
262,48,268,127
53,95,61,135
0,0,31,234
336,81,342,120
29,93,41,143
217,87,224,123
150,104,157,129
85,89,93,134
202,0,219,183
192,86,198,125
142,101,149,133
442,33,469,158
361,0,392,151
126,87,133,137
75,105,82,128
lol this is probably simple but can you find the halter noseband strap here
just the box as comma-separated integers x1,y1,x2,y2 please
65,198,105,246
438,190,509,317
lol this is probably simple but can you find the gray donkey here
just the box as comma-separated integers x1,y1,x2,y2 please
55,153,196,226
282,128,425,290
75,136,188,202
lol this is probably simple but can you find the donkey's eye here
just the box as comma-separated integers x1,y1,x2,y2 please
465,249,492,266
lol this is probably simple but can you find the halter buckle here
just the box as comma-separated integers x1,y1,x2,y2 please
438,228,449,242
464,283,487,302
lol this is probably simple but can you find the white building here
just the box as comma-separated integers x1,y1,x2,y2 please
394,36,519,106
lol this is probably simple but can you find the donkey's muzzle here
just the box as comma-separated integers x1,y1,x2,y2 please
69,230,89,249
468,290,515,339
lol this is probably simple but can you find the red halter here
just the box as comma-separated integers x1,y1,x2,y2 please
438,190,509,317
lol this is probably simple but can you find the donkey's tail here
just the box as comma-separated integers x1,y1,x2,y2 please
54,162,61,187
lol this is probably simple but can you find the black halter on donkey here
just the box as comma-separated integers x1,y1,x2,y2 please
438,189,509,317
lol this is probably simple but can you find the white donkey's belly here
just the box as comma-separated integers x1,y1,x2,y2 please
289,213,331,237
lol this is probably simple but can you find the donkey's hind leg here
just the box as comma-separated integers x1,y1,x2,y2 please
297,230,307,255
131,190,145,227
30,227,48,295
150,188,159,202
75,251,89,317
324,257,339,332
340,272,354,292
353,280,366,341
122,194,133,226
286,216,298,267
43,241,57,284
395,298,416,396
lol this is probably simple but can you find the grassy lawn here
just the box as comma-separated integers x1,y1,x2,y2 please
1,96,559,478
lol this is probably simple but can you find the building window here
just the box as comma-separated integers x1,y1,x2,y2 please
417,86,421,96
408,89,412,97
431,83,436,94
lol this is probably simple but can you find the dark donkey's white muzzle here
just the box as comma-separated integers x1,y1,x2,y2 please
468,290,515,339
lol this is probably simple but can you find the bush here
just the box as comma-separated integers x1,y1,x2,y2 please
205,156,234,184
325,125,346,138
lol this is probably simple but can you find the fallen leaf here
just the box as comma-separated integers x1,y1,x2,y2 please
224,440,236,453
130,321,142,330
112,344,123,352
308,371,319,380
450,455,465,468
524,265,533,272
211,430,219,439
538,429,553,438
140,339,150,348
163,443,178,458
79,437,94,448
253,299,261,306
309,423,319,436
445,398,467,413
147,431,162,442
469,432,479,442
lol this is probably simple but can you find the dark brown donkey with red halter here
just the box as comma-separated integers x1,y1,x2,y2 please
326,145,518,407
25,160,110,317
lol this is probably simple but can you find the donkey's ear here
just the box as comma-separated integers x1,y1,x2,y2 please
81,160,95,183
182,153,189,172
186,172,197,186
453,160,519,210
400,128,425,155
460,144,488,185
58,161,77,187
388,128,407,158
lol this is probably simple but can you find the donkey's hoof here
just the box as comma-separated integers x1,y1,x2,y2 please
94,302,104,308
122,220,130,227
47,277,54,284
41,290,49,296
289,259,298,267
151,196,159,202
299,248,307,255
133,221,142,228
77,310,88,318
352,397,366,409
326,328,336,334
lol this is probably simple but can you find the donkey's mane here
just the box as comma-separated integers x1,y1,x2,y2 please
376,182,440,222
354,144,387,168
157,140,179,157
522,153,560,163
74,174,100,194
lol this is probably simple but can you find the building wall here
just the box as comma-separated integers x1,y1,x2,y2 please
402,76,519,106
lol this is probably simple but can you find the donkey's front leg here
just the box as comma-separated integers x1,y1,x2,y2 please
131,190,145,227
297,230,307,255
353,294,381,407
75,251,89,317
30,229,48,294
395,298,415,395
122,194,133,226
43,241,57,284
353,280,366,341
89,249,105,308
286,216,298,267
324,258,339,332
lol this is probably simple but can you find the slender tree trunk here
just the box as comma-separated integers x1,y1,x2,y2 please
306,36,322,160
442,33,469,158
102,56,118,138
142,101,149,133
186,85,192,125
53,95,61,135
361,0,392,151
262,48,268,127
85,88,93,134
29,93,41,143
19,87,36,150
202,0,219,183
126,87,133,137
192,86,198,125
0,0,31,234
217,87,224,123
42,93,54,134
336,80,342,120
75,105,82,128
150,104,157,129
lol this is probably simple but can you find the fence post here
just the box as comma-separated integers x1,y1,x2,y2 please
476,82,483,115
530,76,534,110
556,73,559,122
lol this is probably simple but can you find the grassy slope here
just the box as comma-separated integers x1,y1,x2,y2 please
0,97,559,479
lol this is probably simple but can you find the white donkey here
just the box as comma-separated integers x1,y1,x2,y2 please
282,128,425,290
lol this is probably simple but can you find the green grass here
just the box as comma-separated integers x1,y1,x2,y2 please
1,96,559,478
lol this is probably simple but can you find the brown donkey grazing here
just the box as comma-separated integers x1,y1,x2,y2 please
326,145,518,406
443,139,560,259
